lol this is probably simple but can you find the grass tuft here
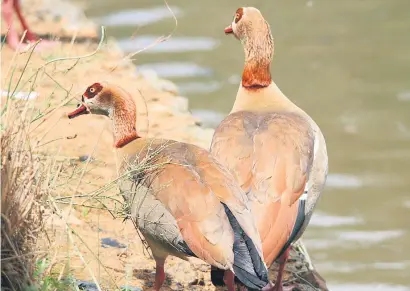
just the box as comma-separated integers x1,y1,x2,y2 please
1,80,50,290
0,2,179,289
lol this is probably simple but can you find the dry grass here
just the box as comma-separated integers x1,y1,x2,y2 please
0,10,181,289
0,29,110,290
1,95,49,290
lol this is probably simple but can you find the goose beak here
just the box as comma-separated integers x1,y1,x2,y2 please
67,100,90,119
224,25,233,34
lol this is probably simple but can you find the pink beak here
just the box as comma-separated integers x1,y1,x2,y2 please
224,25,233,34
67,104,89,119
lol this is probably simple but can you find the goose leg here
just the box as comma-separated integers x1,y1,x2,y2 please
223,270,235,291
12,0,58,50
12,0,36,41
272,247,290,291
154,258,166,291
2,0,20,50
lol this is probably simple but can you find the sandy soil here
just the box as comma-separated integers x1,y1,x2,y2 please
1,0,326,290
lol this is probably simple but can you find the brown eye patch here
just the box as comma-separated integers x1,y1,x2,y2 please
84,82,103,99
234,8,243,23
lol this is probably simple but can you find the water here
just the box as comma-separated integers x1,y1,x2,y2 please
83,0,410,289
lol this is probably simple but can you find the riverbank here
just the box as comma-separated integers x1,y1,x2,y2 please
1,0,328,290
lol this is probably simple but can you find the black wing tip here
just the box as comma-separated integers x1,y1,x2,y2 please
210,267,225,286
221,203,270,289
178,240,197,257
233,267,267,290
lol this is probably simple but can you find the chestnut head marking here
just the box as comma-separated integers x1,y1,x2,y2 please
234,8,244,23
84,82,103,99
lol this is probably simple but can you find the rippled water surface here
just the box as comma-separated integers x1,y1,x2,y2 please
84,0,410,289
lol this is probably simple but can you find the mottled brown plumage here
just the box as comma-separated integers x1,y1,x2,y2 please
211,111,315,265
67,82,274,291
211,7,328,291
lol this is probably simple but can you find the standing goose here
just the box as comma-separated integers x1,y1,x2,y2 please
67,82,275,291
210,7,328,290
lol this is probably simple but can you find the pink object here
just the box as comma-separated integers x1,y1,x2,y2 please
1,0,58,51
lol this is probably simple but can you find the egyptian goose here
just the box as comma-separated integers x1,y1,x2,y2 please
210,7,328,291
67,82,276,291
1,0,57,51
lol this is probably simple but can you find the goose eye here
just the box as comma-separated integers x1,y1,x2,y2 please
89,87,96,93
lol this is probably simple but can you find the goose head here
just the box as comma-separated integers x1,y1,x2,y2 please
68,82,126,118
68,82,140,148
225,7,274,89
224,7,272,46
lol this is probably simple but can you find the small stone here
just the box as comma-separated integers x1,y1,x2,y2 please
100,237,127,248
117,248,132,258
119,286,142,291
190,278,206,286
79,155,94,162
77,280,99,291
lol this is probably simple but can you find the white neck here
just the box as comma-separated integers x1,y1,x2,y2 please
230,82,301,114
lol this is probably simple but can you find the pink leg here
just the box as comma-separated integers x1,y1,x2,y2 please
13,0,59,51
2,0,21,50
272,247,290,291
223,270,235,291
154,259,166,291
13,0,36,41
